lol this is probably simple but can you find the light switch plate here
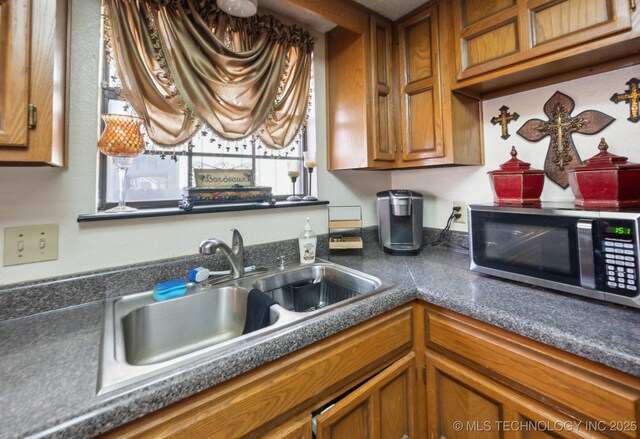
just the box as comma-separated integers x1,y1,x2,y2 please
4,224,59,266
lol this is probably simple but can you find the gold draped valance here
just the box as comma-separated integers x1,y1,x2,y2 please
103,0,315,149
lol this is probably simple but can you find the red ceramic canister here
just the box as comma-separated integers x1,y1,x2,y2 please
488,146,545,205
567,138,640,208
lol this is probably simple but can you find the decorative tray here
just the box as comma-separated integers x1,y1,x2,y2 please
178,186,273,211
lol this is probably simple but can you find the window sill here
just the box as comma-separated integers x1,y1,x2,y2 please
77,200,329,223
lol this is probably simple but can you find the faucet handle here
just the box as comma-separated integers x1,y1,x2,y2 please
276,255,287,269
231,229,243,248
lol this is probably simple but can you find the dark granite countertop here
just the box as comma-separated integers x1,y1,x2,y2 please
1,246,639,439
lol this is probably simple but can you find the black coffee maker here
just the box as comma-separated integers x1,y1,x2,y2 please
376,190,423,255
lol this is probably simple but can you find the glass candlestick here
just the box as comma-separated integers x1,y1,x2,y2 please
303,151,317,201
286,162,302,201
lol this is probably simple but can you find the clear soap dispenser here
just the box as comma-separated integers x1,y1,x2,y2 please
299,217,317,264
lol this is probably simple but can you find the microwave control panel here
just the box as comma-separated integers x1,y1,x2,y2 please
598,219,639,297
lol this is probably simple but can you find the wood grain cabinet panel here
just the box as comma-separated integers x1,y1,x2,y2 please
0,0,67,166
397,4,444,165
316,352,416,439
370,15,396,163
327,26,368,170
0,0,29,148
452,0,637,93
461,0,516,26
426,350,612,439
260,413,313,439
465,21,519,67
531,0,630,47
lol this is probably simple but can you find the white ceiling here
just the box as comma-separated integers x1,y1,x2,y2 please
258,0,431,32
351,0,430,21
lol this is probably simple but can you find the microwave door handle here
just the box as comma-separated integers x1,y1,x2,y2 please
577,219,596,289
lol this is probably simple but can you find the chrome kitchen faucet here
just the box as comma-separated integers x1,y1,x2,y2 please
199,229,245,279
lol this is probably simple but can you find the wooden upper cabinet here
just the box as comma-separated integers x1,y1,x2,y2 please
453,0,637,90
327,25,369,170
396,4,444,165
0,0,30,148
327,2,483,170
370,15,396,164
315,352,416,439
0,0,68,166
328,15,396,170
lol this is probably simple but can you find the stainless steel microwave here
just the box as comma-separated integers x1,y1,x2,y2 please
468,203,640,309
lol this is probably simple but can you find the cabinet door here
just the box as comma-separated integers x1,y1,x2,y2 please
315,352,416,439
426,351,610,439
0,0,29,147
453,0,633,80
528,0,632,51
369,15,396,164
0,0,67,166
396,4,444,165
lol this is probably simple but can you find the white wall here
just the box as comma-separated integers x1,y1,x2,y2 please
392,65,640,232
2,0,636,286
0,0,391,286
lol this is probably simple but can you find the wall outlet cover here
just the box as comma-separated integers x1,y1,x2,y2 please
453,201,467,224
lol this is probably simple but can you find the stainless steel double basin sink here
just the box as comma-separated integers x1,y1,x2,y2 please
98,261,393,394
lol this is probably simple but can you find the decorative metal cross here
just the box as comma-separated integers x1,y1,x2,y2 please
610,78,640,123
490,105,519,139
517,91,615,188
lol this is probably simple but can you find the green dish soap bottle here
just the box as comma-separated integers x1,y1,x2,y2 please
299,217,317,264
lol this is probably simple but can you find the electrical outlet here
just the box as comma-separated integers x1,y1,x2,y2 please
453,201,467,224
4,224,59,266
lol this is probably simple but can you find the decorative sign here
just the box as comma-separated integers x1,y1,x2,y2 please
517,91,615,189
194,169,254,188
490,105,519,139
610,77,640,123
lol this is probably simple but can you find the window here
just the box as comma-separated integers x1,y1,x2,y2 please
98,10,314,212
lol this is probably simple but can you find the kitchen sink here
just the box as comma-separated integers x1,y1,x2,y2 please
98,261,393,395
253,265,381,312
122,286,258,366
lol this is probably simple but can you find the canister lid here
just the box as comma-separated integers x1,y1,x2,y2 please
570,138,640,172
488,146,544,175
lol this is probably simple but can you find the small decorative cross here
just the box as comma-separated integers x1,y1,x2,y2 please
610,78,640,123
490,105,519,139
517,91,615,188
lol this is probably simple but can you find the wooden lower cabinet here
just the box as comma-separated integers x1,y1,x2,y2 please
102,302,640,439
101,306,414,439
426,350,610,439
423,304,640,439
315,352,417,439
